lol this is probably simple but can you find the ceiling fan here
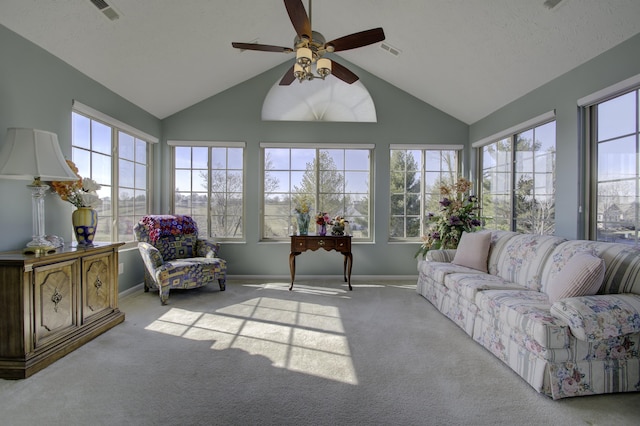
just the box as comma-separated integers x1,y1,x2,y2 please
231,0,385,85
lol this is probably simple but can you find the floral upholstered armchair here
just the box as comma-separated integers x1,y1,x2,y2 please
134,215,227,304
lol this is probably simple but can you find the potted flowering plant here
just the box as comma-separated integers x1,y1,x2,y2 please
315,212,330,236
330,215,347,236
415,177,481,258
51,160,102,245
293,194,312,235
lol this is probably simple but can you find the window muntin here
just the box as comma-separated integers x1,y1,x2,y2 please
479,121,556,234
71,111,151,245
591,89,640,244
173,145,245,239
263,146,372,240
389,148,460,240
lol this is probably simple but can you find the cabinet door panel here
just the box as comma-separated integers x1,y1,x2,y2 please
34,260,79,347
83,252,113,322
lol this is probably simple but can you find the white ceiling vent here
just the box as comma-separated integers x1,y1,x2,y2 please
89,0,120,21
543,0,563,10
380,42,401,57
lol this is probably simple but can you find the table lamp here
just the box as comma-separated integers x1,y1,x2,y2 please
0,128,79,254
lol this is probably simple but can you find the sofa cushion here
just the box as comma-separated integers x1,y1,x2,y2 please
491,234,566,291
550,294,640,341
452,231,491,272
445,273,524,303
417,261,485,285
542,240,640,295
545,252,605,304
476,289,571,349
425,249,457,263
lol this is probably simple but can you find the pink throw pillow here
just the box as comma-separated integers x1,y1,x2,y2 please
451,231,491,272
546,252,605,304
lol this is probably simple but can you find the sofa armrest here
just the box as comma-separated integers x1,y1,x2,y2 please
425,249,457,263
550,294,640,341
138,242,164,273
196,238,221,258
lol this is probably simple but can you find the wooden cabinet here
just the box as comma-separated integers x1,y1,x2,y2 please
0,243,124,379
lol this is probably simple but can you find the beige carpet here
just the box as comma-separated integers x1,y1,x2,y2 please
1,278,639,425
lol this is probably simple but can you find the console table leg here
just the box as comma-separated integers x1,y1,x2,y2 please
289,253,297,290
345,253,353,291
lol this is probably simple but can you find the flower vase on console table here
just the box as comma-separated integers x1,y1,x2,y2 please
318,223,327,236
297,212,310,236
72,207,98,246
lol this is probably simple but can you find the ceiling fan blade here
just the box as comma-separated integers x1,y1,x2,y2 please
326,27,385,52
284,0,311,39
279,65,296,85
331,61,359,84
232,42,293,53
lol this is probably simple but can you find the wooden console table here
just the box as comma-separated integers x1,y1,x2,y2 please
0,242,124,379
289,235,353,291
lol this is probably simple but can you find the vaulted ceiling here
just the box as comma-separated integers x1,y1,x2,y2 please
1,0,640,124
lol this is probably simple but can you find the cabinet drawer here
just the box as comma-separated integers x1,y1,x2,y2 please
291,236,350,252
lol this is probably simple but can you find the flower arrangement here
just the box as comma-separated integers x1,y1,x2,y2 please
51,160,102,209
415,177,481,258
330,215,347,236
293,194,312,215
316,212,331,226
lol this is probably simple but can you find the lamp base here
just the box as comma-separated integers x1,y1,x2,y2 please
24,239,56,255
23,245,57,255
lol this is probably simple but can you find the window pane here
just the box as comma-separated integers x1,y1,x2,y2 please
135,163,146,190
119,159,134,188
119,132,134,160
598,136,636,181
92,121,111,155
175,147,192,168
598,92,636,141
72,113,90,149
135,139,147,163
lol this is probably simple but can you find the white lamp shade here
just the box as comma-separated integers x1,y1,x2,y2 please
0,128,79,181
317,58,331,72
296,47,312,65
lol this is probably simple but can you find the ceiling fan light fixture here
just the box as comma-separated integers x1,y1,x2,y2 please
294,63,306,81
317,58,331,79
296,47,312,66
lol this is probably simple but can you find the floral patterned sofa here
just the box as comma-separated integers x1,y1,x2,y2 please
417,230,640,399
134,215,227,304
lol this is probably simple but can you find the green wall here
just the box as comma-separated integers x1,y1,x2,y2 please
162,59,469,277
470,33,640,240
0,24,160,291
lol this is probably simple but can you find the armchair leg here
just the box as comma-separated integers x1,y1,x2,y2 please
218,279,226,291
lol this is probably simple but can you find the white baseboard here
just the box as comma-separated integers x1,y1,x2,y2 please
119,275,418,298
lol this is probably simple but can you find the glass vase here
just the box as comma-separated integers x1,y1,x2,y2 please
318,223,327,236
296,212,310,236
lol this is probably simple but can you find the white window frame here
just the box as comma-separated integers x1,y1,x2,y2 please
473,111,556,233
579,73,640,243
260,142,374,242
389,144,463,241
72,101,157,249
168,140,246,241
